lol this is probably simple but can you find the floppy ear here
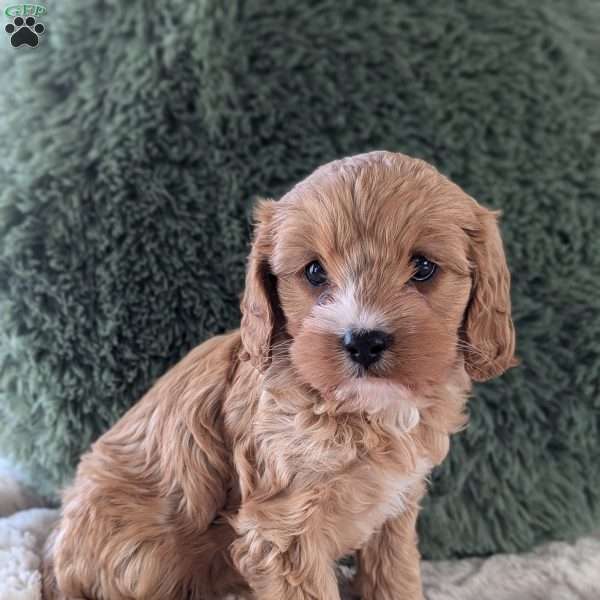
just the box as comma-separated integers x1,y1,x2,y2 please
463,208,517,381
240,199,280,372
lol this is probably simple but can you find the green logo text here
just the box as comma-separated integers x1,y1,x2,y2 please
5,4,47,18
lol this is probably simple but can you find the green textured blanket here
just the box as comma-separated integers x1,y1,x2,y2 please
1,0,599,559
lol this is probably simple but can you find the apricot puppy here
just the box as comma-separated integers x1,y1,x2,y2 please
43,151,516,600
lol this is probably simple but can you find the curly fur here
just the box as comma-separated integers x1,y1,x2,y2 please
42,151,515,600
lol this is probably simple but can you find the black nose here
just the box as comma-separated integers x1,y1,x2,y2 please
342,329,392,369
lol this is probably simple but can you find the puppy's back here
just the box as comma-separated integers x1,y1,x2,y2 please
43,330,244,600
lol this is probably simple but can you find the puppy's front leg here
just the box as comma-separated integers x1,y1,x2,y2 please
230,493,341,600
353,495,424,600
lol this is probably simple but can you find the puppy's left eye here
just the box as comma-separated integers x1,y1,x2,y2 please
305,261,328,286
411,256,438,282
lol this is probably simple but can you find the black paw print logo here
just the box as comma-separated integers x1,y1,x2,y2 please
5,16,45,48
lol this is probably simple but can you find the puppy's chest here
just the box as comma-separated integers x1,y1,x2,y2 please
257,419,430,548
336,454,431,547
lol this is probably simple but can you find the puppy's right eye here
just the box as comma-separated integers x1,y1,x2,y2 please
305,261,327,286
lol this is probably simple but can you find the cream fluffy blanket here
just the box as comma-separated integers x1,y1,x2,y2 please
1,460,599,600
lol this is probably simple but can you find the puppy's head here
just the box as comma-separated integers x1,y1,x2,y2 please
241,152,516,414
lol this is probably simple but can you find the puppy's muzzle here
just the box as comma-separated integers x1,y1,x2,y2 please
342,329,392,369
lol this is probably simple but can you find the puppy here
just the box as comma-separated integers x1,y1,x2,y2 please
42,151,516,600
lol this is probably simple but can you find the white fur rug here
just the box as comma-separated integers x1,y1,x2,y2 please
1,460,599,600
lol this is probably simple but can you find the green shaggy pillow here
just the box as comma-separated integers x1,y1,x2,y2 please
1,0,599,559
